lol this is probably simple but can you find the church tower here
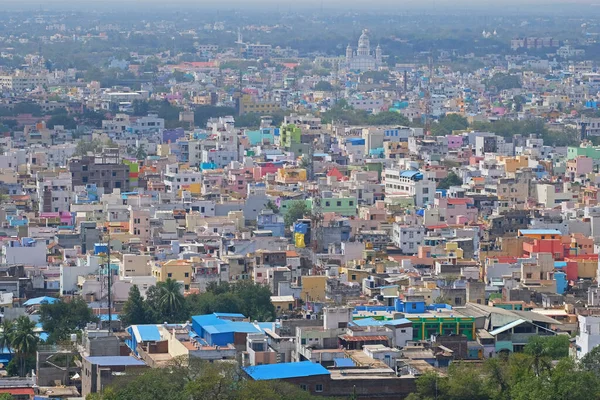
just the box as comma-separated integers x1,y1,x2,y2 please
357,29,370,57
375,44,382,64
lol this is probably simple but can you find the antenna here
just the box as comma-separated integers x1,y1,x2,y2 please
424,52,434,136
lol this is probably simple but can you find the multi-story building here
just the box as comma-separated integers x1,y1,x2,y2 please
383,169,436,207
68,149,130,192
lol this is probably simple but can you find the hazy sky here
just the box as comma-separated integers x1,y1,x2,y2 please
4,0,600,12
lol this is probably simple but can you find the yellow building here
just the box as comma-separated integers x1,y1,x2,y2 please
275,168,307,184
342,268,371,285
152,259,193,290
300,276,327,302
239,94,281,115
270,295,295,314
497,155,529,173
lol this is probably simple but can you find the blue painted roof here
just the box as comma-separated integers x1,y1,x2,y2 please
135,325,161,342
334,358,355,367
554,261,567,268
23,296,59,306
352,318,385,327
400,171,421,178
385,318,413,326
244,361,330,380
519,229,562,235
205,321,261,335
100,314,120,321
38,332,49,342
213,313,246,318
192,314,229,327
84,356,146,367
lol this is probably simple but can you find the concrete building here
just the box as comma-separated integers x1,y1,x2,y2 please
68,149,130,192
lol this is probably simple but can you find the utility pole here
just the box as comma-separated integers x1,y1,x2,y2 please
104,229,112,331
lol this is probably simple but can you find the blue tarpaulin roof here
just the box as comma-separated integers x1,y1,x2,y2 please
334,358,356,367
23,297,59,306
244,361,330,380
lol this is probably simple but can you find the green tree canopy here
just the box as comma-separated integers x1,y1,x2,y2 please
47,114,77,130
437,172,462,189
39,298,97,343
313,81,333,91
283,200,309,227
484,72,522,92
120,285,154,327
431,114,469,136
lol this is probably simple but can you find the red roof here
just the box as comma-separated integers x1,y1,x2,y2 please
426,224,449,230
447,198,472,205
327,167,343,180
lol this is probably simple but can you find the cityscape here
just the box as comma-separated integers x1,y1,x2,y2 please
0,1,599,399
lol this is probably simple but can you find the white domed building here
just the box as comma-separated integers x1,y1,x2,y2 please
345,29,383,72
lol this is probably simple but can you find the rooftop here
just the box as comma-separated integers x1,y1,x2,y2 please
84,356,146,367
243,361,330,380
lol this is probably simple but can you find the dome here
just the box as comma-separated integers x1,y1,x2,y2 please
358,29,370,49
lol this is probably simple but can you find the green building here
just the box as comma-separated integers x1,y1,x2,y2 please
408,316,476,341
307,196,357,217
567,145,600,160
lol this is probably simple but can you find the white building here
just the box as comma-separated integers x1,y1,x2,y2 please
392,224,425,255
383,169,436,207
0,70,48,92
164,164,202,193
576,314,600,359
345,29,383,72
131,114,165,134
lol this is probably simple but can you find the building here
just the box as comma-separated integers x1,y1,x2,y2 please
383,169,436,207
345,29,383,71
68,149,130,192
81,356,147,397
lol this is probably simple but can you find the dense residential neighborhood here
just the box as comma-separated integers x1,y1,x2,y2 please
1,2,600,400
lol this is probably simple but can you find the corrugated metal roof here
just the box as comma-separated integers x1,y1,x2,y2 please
489,319,527,336
84,356,146,367
244,361,330,380
340,335,389,342
135,325,161,342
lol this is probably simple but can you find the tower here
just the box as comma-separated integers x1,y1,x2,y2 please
346,44,353,62
375,44,382,64
357,29,370,57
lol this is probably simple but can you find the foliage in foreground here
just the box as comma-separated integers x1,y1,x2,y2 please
86,358,323,400
408,336,600,400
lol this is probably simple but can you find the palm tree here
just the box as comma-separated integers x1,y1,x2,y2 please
11,317,37,377
0,319,14,356
158,279,185,321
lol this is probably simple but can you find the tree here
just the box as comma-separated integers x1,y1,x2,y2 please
10,317,37,377
0,319,14,355
484,73,522,92
40,298,97,343
120,285,154,327
135,144,147,160
313,81,333,91
132,100,149,116
525,335,569,360
146,279,187,323
437,172,462,189
265,200,279,214
431,114,469,136
47,114,77,130
580,346,600,375
283,200,309,227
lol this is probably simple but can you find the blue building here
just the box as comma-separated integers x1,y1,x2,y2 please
257,210,285,237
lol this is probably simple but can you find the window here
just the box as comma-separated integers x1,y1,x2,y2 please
315,384,323,393
349,201,354,206
351,274,357,281
337,201,342,206
300,384,308,391
167,273,172,278
526,273,532,279
184,273,189,278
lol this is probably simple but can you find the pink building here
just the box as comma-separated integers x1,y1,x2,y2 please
39,212,73,225
434,197,478,224
446,135,464,150
253,162,283,180
228,167,255,196
567,156,593,179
